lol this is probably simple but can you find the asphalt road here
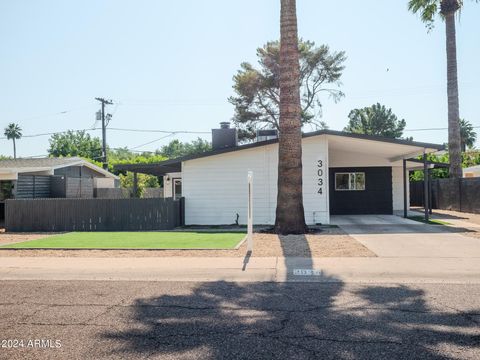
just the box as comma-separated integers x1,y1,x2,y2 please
0,281,479,360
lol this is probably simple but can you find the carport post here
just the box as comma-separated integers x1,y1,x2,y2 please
403,158,407,218
133,172,138,198
423,152,429,221
428,169,433,215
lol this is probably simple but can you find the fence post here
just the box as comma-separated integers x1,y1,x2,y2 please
247,171,253,252
403,159,407,218
423,152,429,221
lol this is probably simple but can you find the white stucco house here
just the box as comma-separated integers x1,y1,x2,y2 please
117,124,443,225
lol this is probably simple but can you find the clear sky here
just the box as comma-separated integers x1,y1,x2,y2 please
1,0,479,157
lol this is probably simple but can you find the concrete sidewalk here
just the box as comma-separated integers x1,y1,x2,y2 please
1,256,480,283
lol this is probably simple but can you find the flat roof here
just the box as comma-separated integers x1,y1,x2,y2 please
115,130,444,176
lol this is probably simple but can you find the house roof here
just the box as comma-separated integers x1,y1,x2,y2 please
0,157,118,179
115,130,445,176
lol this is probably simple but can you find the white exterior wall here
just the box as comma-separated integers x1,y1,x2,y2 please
183,136,329,225
392,166,409,212
163,172,182,198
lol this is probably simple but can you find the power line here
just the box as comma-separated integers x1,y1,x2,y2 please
405,126,480,132
129,133,176,150
108,127,210,134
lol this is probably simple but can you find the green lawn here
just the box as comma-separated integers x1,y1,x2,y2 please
1,232,246,249
408,216,450,226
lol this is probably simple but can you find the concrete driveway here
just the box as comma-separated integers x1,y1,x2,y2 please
331,215,480,258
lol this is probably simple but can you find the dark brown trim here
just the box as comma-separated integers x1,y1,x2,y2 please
115,130,445,174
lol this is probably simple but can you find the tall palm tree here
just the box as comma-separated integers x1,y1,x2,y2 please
274,0,307,234
4,123,22,159
408,0,478,178
459,119,477,151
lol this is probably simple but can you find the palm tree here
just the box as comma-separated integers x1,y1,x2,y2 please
460,119,477,151
4,123,22,159
408,0,478,178
274,0,307,234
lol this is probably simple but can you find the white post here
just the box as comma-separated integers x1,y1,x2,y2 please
247,171,253,252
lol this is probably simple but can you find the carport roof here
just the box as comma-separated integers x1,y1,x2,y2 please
115,130,444,176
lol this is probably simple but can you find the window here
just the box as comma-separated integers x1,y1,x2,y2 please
335,172,365,191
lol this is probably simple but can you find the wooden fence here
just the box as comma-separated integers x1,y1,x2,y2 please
410,178,480,214
5,197,185,232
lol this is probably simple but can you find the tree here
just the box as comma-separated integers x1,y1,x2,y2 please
48,130,102,159
157,138,211,159
274,0,307,234
343,103,408,139
4,123,22,159
460,119,477,151
408,0,478,178
229,39,346,141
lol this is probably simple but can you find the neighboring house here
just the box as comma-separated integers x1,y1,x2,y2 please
116,123,443,225
0,157,119,201
463,165,480,178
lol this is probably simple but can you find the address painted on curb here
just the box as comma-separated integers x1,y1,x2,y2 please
293,269,324,276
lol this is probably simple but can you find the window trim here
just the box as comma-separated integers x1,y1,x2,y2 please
334,172,366,191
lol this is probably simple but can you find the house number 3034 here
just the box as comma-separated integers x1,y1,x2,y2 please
317,159,324,194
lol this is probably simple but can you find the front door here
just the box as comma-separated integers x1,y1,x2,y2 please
173,179,182,200
329,167,393,215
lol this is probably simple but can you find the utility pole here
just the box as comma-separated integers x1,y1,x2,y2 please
95,97,113,170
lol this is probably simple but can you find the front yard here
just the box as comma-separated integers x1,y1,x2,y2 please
0,227,375,257
0,231,245,249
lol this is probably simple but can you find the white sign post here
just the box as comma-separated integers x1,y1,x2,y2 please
247,171,253,252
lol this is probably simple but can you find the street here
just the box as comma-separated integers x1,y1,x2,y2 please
0,280,479,359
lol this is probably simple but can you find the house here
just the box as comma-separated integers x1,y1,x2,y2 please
116,123,443,225
463,165,480,178
0,157,119,201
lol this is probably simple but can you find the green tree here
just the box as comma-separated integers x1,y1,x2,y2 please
408,0,478,178
48,130,103,159
229,39,346,141
344,103,408,139
157,138,211,158
119,172,160,197
4,123,22,159
460,119,477,151
274,0,307,234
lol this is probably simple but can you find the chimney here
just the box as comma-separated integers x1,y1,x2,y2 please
212,122,237,150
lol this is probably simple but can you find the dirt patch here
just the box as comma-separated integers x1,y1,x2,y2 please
0,232,56,246
0,227,374,257
429,209,480,225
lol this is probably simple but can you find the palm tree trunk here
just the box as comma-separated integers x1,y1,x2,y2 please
444,11,462,178
274,0,307,234
13,138,16,159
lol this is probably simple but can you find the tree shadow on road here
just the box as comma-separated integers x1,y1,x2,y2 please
100,280,480,359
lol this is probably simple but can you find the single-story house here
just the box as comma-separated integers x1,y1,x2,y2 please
463,165,480,178
116,123,443,225
0,157,119,201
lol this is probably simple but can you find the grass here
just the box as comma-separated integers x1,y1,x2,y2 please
408,216,450,226
1,231,246,249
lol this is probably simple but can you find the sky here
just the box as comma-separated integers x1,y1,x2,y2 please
0,0,479,158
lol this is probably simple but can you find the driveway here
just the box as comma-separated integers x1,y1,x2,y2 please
331,215,480,258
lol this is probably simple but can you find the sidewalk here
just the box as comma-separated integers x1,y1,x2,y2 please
1,256,480,283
